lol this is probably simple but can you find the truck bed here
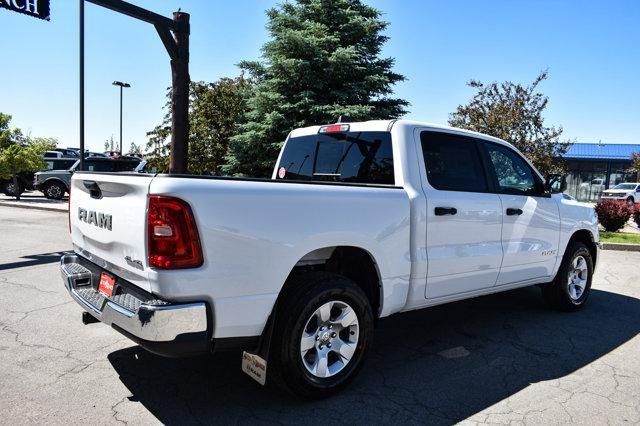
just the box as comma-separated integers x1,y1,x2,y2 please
69,172,411,338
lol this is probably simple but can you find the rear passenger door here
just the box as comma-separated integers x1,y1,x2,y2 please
480,142,561,285
419,131,504,299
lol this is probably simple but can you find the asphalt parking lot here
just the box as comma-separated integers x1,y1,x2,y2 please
1,205,640,425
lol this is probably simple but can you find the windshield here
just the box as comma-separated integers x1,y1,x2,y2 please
613,183,637,190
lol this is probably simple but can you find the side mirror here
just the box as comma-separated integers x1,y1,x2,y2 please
545,174,567,194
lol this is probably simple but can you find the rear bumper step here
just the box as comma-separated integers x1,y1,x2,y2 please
60,253,210,357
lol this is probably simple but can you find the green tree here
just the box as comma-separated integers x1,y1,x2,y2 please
0,113,26,149
146,75,251,174
224,0,408,177
448,70,571,176
628,152,640,180
128,142,143,156
105,135,117,152
0,138,49,200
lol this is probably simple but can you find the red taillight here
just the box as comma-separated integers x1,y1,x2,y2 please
147,195,203,269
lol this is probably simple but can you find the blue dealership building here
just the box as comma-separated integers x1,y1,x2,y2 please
563,143,640,201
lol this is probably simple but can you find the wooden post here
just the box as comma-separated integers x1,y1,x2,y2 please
169,12,190,174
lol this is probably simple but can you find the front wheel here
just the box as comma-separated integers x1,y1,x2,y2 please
627,197,635,206
542,241,593,311
43,182,65,200
269,272,373,398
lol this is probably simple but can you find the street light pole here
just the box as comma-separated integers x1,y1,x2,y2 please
112,81,131,154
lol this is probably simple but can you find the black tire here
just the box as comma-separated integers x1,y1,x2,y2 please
542,241,593,311
43,181,66,200
627,197,635,206
269,271,374,399
2,180,24,196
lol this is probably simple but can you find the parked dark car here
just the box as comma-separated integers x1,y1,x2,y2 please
1,158,81,196
1,171,34,196
53,148,80,157
33,157,141,199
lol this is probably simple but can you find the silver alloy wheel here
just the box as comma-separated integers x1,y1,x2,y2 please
300,300,359,378
567,255,588,301
47,185,62,199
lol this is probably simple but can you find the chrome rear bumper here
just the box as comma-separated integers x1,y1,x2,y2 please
60,253,210,356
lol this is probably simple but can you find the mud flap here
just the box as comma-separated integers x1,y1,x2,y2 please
242,351,267,385
241,305,277,386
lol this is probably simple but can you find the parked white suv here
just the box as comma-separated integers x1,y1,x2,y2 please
60,120,600,398
601,182,640,205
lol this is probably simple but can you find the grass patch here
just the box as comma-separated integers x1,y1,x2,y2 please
600,231,640,244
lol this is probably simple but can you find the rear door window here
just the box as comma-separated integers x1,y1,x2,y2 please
420,131,488,192
276,131,394,185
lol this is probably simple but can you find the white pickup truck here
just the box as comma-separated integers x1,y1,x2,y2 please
61,120,600,397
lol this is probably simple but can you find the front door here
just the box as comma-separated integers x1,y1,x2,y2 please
481,142,561,285
419,131,504,299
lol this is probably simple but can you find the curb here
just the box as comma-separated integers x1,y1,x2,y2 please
601,242,640,252
0,202,67,213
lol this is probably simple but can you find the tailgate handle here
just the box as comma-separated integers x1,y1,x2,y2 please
83,180,102,199
434,207,457,216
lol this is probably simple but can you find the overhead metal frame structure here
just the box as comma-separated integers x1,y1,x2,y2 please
79,0,190,172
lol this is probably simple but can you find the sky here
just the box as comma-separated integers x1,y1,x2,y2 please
1,0,639,152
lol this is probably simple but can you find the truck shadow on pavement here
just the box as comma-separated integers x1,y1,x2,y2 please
108,287,640,424
0,251,67,271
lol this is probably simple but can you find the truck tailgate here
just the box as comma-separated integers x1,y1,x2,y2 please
69,173,153,292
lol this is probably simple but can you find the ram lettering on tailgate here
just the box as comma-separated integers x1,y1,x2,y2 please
78,207,112,231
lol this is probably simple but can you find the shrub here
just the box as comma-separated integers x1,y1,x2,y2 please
633,205,640,228
595,199,632,232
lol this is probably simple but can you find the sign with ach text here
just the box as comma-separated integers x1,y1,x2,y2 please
0,0,50,21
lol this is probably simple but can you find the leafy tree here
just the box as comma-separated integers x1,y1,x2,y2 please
0,138,49,200
449,70,571,176
224,0,408,177
0,113,26,149
146,75,251,174
128,142,143,156
105,135,117,152
628,152,640,180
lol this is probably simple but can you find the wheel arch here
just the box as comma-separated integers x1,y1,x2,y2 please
42,177,67,188
279,246,383,320
566,229,598,267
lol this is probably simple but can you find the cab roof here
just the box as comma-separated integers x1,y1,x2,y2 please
288,119,514,149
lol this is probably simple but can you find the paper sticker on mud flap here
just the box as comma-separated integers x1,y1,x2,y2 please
242,351,267,385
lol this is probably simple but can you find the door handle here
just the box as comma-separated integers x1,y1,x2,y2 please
506,208,523,216
434,207,457,216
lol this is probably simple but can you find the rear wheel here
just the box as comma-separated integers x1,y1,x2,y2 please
2,180,24,196
269,272,373,398
542,241,593,311
43,182,65,200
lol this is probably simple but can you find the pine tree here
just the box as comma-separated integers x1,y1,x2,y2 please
224,0,408,177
